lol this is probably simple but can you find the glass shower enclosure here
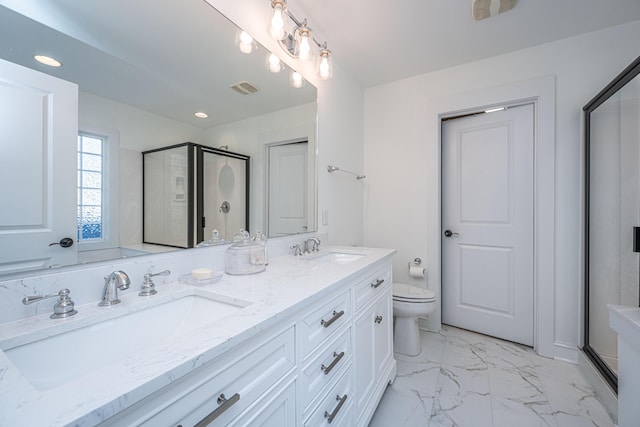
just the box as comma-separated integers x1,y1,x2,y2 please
583,55,640,392
143,143,249,248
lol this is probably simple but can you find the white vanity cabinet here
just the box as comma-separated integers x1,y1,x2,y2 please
95,254,395,427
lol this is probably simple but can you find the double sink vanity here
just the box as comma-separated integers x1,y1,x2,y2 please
0,241,397,426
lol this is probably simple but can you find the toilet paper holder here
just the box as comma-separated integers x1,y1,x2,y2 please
408,258,422,268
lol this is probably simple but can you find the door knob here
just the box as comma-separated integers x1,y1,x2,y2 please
444,230,459,238
49,237,74,248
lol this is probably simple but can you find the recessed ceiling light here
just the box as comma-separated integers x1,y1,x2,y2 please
34,55,62,67
194,112,208,119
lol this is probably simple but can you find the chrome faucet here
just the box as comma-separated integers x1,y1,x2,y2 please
99,270,131,306
304,237,321,254
22,288,78,319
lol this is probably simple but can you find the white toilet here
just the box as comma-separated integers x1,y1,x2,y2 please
392,283,437,356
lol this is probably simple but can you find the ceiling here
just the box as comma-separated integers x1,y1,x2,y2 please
291,0,640,87
0,0,316,128
1,0,639,126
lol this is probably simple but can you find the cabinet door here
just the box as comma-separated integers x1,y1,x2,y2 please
354,300,377,412
373,290,393,379
354,287,393,414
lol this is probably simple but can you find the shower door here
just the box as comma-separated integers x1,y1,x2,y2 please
198,147,249,243
584,55,640,392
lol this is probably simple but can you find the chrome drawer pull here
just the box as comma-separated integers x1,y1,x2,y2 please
321,351,345,375
324,394,348,424
370,278,385,288
375,315,383,324
194,393,240,427
321,310,345,328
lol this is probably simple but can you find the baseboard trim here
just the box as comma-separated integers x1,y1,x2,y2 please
553,341,579,363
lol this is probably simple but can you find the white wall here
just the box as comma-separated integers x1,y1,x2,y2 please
363,20,640,359
204,0,365,247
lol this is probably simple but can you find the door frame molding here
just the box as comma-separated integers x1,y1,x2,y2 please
425,76,557,358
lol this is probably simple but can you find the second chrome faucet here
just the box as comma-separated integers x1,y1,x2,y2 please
99,270,131,306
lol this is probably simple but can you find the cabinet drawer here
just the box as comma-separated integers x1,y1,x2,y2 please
227,375,297,427
299,289,351,357
106,326,296,426
304,367,354,427
354,263,392,311
301,327,352,414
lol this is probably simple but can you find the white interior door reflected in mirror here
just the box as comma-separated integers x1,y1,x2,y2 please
267,141,311,237
0,58,78,274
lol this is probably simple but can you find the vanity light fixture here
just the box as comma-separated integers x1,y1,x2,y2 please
34,55,62,67
269,0,334,79
194,112,208,118
270,0,287,39
317,44,333,80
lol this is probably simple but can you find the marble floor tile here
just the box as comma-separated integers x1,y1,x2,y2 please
491,396,558,427
369,325,615,427
431,392,493,427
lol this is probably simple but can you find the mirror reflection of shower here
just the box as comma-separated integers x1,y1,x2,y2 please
202,147,248,242
142,143,249,248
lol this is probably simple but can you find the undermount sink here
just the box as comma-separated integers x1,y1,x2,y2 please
303,250,367,264
3,292,251,391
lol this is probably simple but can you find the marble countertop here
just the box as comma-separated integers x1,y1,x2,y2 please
0,246,395,426
609,304,640,354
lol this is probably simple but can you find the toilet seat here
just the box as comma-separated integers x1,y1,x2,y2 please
392,283,436,303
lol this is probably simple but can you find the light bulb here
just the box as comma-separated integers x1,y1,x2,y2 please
318,48,333,80
297,27,312,61
268,54,282,73
238,31,255,54
290,71,304,88
270,2,286,40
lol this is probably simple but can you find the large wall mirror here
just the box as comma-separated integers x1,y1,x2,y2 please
0,0,317,276
584,55,640,393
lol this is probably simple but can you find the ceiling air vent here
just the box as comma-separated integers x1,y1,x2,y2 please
230,80,259,95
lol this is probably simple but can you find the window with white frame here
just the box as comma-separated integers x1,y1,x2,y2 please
77,127,119,250
77,133,104,241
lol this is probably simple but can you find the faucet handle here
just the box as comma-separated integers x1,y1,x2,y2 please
22,289,78,319
51,289,78,319
290,244,302,256
140,269,170,296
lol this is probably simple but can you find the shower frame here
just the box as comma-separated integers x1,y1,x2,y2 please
583,55,640,394
142,142,250,248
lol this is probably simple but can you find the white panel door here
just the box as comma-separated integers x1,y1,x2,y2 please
442,104,534,346
267,142,309,236
0,58,78,274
